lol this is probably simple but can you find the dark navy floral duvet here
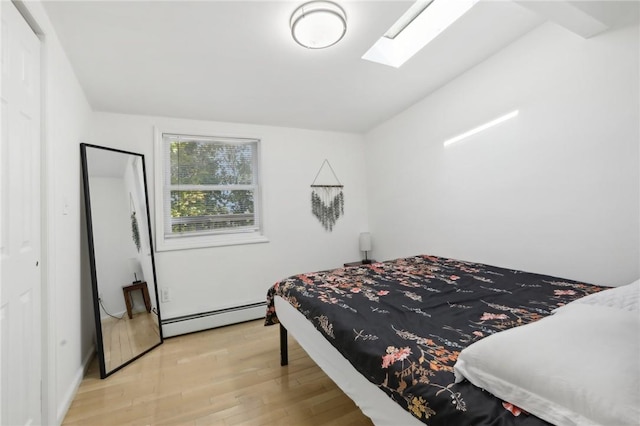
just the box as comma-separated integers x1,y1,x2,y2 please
265,255,604,425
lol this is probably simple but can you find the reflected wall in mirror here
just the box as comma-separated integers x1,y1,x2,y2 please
81,143,163,378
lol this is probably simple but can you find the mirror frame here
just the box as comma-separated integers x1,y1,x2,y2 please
81,143,163,378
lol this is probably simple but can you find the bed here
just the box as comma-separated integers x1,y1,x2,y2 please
264,255,639,425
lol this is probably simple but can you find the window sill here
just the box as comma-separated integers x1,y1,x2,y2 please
155,232,269,252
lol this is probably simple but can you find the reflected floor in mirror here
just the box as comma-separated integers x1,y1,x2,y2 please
102,312,160,372
63,319,372,425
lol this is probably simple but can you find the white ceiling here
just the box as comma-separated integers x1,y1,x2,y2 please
42,1,637,133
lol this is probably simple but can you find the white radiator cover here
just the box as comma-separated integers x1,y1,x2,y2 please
161,302,266,337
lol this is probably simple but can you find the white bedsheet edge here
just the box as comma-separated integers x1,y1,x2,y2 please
274,295,422,426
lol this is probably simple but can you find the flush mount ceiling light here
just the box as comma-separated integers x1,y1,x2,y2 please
290,1,347,49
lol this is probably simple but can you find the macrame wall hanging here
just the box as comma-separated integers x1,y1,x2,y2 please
311,159,344,231
130,193,141,252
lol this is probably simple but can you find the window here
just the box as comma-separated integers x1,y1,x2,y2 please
154,131,267,251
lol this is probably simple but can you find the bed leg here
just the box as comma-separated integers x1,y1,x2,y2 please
280,324,288,366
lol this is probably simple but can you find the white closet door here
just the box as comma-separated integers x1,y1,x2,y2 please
0,1,42,424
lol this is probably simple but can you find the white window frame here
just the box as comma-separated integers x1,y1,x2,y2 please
153,127,268,251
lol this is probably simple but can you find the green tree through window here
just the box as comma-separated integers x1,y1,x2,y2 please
164,134,259,236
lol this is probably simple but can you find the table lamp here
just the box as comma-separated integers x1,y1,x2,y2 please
359,232,372,264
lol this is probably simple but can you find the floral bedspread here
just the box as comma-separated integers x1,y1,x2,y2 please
265,255,605,425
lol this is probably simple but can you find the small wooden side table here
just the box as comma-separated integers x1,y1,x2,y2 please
122,281,152,319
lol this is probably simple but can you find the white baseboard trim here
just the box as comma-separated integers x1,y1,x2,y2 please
57,346,95,424
161,302,266,338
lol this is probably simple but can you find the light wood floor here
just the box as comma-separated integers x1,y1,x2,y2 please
63,319,374,425
101,312,161,372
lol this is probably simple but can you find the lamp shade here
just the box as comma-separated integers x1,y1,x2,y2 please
359,232,372,252
290,1,347,49
129,258,144,282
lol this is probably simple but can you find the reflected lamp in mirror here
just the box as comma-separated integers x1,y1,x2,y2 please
81,143,163,379
359,232,372,264
129,257,143,283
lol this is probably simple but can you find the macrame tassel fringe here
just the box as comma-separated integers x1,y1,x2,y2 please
311,188,344,231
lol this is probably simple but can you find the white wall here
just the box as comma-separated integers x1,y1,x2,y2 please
89,177,135,317
45,28,94,426
123,157,158,313
90,112,368,321
365,22,639,287
19,1,95,424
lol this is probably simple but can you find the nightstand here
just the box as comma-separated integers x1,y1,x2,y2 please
122,281,152,319
344,260,376,267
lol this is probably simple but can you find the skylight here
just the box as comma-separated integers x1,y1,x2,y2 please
362,0,480,68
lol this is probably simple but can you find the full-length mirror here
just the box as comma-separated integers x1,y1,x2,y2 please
81,143,163,378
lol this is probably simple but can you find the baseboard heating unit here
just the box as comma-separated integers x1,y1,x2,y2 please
161,301,266,337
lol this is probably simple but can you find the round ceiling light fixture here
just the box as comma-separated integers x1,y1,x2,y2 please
290,1,347,49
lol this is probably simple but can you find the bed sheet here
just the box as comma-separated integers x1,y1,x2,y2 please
275,296,421,425
266,255,604,425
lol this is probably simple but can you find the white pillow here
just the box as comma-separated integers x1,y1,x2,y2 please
557,279,639,312
454,303,640,426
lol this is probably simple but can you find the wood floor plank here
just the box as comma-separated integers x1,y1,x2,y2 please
63,319,373,425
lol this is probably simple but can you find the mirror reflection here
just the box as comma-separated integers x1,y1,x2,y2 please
81,143,163,378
